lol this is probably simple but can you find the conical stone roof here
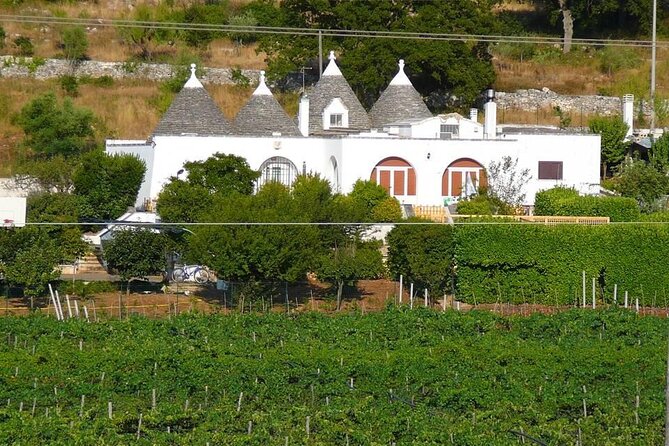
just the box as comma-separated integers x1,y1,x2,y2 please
308,52,370,134
370,60,432,128
153,64,231,137
233,71,301,137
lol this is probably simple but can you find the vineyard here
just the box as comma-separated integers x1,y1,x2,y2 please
0,308,666,445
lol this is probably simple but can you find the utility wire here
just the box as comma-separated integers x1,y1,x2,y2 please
11,221,669,227
0,14,666,48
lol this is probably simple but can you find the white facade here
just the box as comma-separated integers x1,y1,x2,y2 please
108,130,600,208
105,56,601,211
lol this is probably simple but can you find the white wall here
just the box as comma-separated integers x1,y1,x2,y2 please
107,130,600,210
338,133,600,206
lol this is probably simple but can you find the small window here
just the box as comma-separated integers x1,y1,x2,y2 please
330,113,343,127
538,161,563,180
440,124,459,139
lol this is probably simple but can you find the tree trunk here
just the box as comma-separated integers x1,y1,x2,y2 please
559,0,573,54
336,281,344,311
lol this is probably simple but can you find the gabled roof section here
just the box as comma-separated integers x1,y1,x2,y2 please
233,71,301,137
308,51,370,134
152,64,231,137
370,59,432,129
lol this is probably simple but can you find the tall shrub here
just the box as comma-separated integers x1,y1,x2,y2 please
454,224,669,304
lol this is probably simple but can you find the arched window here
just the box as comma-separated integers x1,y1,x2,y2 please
257,156,298,190
442,158,486,197
329,156,340,192
370,157,416,197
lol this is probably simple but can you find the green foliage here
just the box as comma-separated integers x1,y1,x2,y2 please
14,93,96,158
0,25,5,50
588,116,629,177
27,192,87,262
59,26,88,64
348,180,400,222
534,186,640,222
228,12,258,45
102,229,168,283
552,105,571,129
640,211,669,222
598,46,641,75
12,155,76,193
316,242,384,310
58,74,79,96
189,185,321,285
386,219,454,296
608,161,669,213
650,132,669,174
118,4,175,61
456,191,513,215
0,310,666,443
4,243,61,297
486,156,531,207
0,228,61,297
178,4,229,47
454,224,669,304
156,153,259,222
73,151,146,221
229,67,250,88
252,0,501,109
13,36,33,56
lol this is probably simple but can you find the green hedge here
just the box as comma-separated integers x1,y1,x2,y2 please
453,224,669,304
534,187,640,222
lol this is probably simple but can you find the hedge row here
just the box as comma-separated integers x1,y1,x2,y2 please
534,187,640,222
452,224,669,304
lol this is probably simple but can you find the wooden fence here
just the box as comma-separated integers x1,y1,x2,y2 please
412,205,610,225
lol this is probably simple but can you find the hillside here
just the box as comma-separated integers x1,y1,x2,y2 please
0,0,667,174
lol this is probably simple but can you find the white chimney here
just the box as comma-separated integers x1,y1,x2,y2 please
483,89,496,139
622,94,634,137
298,95,309,137
469,108,478,122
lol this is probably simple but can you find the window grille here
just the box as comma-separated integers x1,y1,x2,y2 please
330,113,343,127
257,156,298,190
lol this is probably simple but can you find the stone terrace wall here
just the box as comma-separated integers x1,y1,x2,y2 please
496,88,624,116
0,56,260,84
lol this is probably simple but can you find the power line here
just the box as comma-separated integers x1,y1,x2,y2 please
0,14,666,49
10,220,669,227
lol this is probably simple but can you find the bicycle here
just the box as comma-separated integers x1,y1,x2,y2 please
172,265,210,284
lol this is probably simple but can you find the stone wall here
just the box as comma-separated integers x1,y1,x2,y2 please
0,55,260,85
0,56,641,117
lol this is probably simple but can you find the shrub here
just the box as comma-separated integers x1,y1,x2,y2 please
534,187,640,222
59,74,79,96
13,36,33,56
0,25,5,50
454,224,669,304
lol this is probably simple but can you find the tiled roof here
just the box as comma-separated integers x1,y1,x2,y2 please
308,52,370,134
152,64,231,137
233,71,301,137
370,60,432,129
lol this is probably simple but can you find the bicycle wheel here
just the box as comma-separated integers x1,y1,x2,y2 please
172,268,186,282
194,268,209,284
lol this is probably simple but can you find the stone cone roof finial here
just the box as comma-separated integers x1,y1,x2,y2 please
253,70,272,96
184,63,204,89
323,50,342,77
389,59,412,86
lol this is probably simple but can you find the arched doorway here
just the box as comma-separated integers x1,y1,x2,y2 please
370,157,416,197
442,158,486,197
257,156,298,190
